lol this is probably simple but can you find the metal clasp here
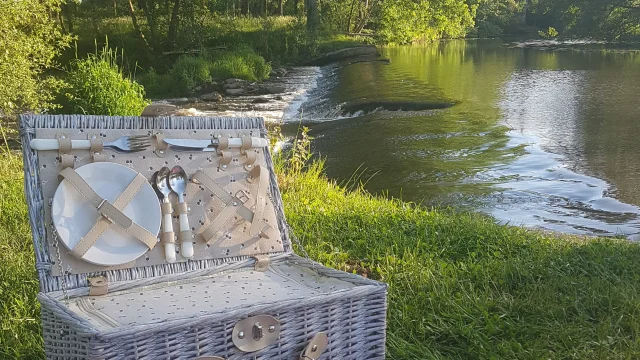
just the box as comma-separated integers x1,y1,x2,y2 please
235,190,250,204
232,315,280,352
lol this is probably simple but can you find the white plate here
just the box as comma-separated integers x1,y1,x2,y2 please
52,162,161,266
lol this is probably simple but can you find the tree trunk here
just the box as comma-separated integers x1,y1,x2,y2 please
127,0,154,53
306,0,318,33
346,0,357,33
523,0,530,24
166,0,181,50
279,0,285,15
62,1,74,33
293,0,300,15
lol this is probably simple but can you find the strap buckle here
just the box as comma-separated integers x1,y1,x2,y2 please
97,198,133,228
235,190,250,204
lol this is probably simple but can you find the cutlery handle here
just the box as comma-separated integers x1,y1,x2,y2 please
179,212,194,258
30,139,92,151
162,201,176,263
227,137,269,148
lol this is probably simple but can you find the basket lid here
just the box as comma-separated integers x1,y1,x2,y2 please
20,115,291,293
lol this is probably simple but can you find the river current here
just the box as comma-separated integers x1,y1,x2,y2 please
283,39,640,239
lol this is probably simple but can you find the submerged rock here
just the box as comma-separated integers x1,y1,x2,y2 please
200,92,223,102
225,88,247,96
308,45,380,66
270,67,288,78
342,100,457,114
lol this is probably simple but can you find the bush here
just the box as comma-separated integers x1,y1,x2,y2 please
209,48,271,82
139,47,271,98
59,44,149,116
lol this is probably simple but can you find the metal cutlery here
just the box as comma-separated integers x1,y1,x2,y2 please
154,167,177,264
30,135,151,153
163,137,268,150
168,166,194,259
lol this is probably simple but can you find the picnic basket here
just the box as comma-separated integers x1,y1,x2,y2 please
20,114,387,359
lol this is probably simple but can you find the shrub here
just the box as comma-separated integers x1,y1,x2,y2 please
209,48,271,82
60,44,149,116
169,56,212,95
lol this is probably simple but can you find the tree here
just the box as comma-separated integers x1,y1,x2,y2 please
0,0,71,117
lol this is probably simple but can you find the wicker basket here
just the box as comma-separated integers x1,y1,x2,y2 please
20,115,387,360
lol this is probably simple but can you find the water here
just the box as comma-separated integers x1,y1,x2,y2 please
284,39,640,239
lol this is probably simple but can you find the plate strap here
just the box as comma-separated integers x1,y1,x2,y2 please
192,166,277,245
58,168,158,259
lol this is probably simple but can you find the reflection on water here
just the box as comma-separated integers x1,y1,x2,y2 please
285,39,640,239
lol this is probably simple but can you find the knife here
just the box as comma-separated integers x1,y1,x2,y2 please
163,137,268,149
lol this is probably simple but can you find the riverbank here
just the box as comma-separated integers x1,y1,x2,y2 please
3,145,640,358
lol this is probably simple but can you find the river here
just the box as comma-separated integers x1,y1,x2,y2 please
283,39,640,240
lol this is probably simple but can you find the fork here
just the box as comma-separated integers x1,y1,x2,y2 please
30,135,151,153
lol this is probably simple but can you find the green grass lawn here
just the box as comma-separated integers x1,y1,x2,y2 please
2,152,640,359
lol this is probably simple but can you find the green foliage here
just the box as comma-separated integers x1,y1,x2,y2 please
0,153,43,359
538,26,559,38
377,0,476,44
169,56,213,94
59,43,149,116
0,0,71,116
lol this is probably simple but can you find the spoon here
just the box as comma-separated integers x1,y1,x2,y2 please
168,166,194,259
155,167,176,263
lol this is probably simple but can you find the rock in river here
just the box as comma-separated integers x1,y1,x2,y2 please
200,92,223,102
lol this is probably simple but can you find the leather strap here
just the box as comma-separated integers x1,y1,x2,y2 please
58,136,72,153
219,150,232,167
248,165,269,237
245,151,257,166
192,169,277,244
89,135,106,162
58,134,74,169
173,202,188,215
216,135,229,153
161,231,175,244
60,154,75,169
240,135,252,154
59,168,157,259
178,229,193,244
161,202,173,215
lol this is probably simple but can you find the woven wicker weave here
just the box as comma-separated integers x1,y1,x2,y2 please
21,115,387,359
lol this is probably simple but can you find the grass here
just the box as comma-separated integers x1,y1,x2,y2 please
0,152,42,359
3,147,640,358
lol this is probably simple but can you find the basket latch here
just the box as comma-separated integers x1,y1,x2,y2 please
253,255,270,272
88,276,108,296
232,315,280,352
300,332,328,360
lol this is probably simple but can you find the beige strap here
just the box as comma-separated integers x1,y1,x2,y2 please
178,230,193,244
219,150,232,167
253,255,270,272
245,151,257,167
59,168,158,259
89,135,106,162
216,135,229,153
193,170,277,244
88,276,108,296
240,135,252,154
192,170,234,203
199,202,240,244
92,153,107,162
58,134,74,169
161,202,173,215
300,332,328,360
60,154,75,169
173,202,188,215
161,231,175,244
89,136,104,153
58,136,72,153
248,165,269,237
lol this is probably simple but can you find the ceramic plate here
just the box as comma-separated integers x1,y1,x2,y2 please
52,162,161,266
